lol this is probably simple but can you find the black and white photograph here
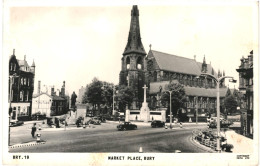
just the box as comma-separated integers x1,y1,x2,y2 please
1,0,259,165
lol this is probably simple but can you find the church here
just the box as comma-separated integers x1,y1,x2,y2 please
119,5,229,121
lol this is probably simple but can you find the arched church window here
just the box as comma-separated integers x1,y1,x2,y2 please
147,60,153,71
10,63,13,71
153,71,157,82
126,74,129,87
137,57,142,70
126,57,130,70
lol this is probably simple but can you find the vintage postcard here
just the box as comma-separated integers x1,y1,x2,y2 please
1,0,259,165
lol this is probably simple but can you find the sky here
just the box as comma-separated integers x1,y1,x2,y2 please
4,2,257,96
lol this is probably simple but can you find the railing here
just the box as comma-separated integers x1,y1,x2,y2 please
192,129,217,151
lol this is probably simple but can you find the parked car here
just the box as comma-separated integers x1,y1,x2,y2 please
208,118,233,128
31,113,46,120
117,122,137,131
151,120,165,128
89,117,101,125
97,116,106,123
9,120,24,127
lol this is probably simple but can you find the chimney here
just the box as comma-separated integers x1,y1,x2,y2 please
38,81,41,94
194,55,196,61
51,86,55,96
24,55,26,61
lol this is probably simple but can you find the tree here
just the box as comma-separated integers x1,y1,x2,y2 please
115,85,135,113
224,95,238,115
82,78,115,115
160,81,187,118
82,78,103,114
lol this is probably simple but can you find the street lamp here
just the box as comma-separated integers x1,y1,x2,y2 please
165,86,182,129
199,73,236,153
9,73,18,146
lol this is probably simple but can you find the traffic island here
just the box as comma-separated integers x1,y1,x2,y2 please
9,140,46,149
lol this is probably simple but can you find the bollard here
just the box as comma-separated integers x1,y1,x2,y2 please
165,125,168,129
36,133,41,142
180,122,182,128
83,124,86,129
139,147,143,153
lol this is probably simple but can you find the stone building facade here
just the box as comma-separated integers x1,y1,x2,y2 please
9,49,35,121
236,50,253,138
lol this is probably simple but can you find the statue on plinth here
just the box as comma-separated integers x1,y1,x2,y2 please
71,91,77,111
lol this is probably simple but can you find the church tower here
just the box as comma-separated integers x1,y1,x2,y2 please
119,5,147,109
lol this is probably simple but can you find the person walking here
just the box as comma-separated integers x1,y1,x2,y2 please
31,123,37,138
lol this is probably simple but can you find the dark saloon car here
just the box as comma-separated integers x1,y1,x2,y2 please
117,122,137,131
89,117,101,125
9,120,24,127
208,117,233,128
151,120,165,128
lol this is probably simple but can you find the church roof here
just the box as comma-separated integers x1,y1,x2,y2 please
149,81,227,97
149,50,202,75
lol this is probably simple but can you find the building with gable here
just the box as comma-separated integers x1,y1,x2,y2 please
32,81,70,117
119,5,230,121
9,49,35,121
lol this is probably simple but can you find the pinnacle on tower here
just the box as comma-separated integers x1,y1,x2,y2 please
202,55,207,73
31,59,35,67
211,68,214,75
123,5,146,56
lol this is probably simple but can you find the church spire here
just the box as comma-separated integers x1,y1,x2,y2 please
123,5,146,56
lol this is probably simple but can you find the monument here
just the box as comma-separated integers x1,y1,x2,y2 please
140,85,150,122
70,91,77,118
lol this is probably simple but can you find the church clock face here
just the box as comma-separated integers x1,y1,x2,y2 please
147,60,153,71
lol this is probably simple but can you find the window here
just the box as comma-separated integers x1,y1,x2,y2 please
20,91,23,101
126,75,129,87
14,64,16,71
21,78,23,85
153,71,157,82
137,57,142,69
126,57,130,69
28,78,30,86
27,91,29,101
24,78,26,85
10,63,13,71
18,106,20,116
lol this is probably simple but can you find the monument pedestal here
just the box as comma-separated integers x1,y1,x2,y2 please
140,102,150,122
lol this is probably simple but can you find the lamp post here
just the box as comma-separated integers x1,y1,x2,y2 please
165,86,182,129
199,73,236,153
9,73,18,146
195,96,198,124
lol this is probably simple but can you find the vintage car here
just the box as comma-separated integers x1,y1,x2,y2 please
117,122,137,131
9,120,24,127
151,120,165,128
89,117,101,125
208,118,233,128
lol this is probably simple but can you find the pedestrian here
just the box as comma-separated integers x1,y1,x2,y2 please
31,123,37,138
